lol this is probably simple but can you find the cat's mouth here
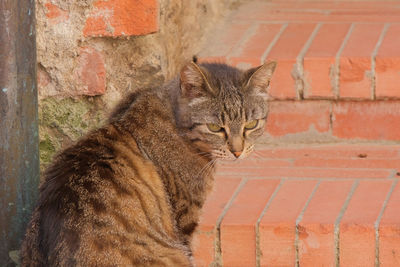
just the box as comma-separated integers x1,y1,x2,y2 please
210,144,255,161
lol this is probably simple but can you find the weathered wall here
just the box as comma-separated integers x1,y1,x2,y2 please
37,0,236,170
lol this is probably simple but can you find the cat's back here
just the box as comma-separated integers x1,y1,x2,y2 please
21,121,190,266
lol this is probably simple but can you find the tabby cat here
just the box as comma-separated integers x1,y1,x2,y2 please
21,59,276,266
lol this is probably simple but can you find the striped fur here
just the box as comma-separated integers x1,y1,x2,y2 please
21,61,276,266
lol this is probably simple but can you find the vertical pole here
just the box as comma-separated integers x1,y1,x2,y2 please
0,0,39,265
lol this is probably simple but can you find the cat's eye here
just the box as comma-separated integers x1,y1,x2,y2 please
244,120,258,130
207,123,223,132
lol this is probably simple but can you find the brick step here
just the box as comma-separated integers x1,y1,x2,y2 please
200,1,400,100
264,100,400,142
192,144,400,266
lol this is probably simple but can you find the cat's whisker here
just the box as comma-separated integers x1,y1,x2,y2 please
206,159,217,173
204,160,216,172
251,150,264,161
206,160,218,176
196,160,212,178
196,159,217,179
253,150,262,158
195,151,212,157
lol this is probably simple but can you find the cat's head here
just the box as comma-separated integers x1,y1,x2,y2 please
176,60,276,160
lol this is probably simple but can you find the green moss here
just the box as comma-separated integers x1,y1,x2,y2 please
38,97,105,171
39,134,56,164
39,97,103,140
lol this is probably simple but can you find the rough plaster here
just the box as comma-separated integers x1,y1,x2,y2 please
36,0,237,170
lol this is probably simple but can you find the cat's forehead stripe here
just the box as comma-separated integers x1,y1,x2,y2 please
221,95,244,122
220,112,226,124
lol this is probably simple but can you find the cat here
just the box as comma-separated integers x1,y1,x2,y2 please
20,58,276,266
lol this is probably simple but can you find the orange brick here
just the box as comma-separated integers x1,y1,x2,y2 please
328,12,400,23
259,180,317,267
376,24,400,98
44,3,69,24
83,0,158,37
216,166,392,179
230,23,283,68
37,67,50,88
256,145,400,159
339,23,384,98
303,23,351,98
266,101,331,136
218,158,292,170
220,179,279,266
74,47,106,96
234,8,318,22
202,22,251,59
297,180,354,266
379,182,400,266
339,180,393,266
332,101,400,140
234,2,400,23
294,158,400,170
267,23,317,99
193,177,242,266
197,57,227,64
245,1,400,11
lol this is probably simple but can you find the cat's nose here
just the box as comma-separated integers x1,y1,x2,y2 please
233,151,242,158
229,136,244,158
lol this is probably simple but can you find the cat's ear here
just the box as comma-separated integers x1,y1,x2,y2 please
180,62,215,99
244,61,277,100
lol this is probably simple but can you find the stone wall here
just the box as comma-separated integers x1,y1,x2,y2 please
37,0,236,170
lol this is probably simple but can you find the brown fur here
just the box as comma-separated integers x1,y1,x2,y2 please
21,60,276,266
